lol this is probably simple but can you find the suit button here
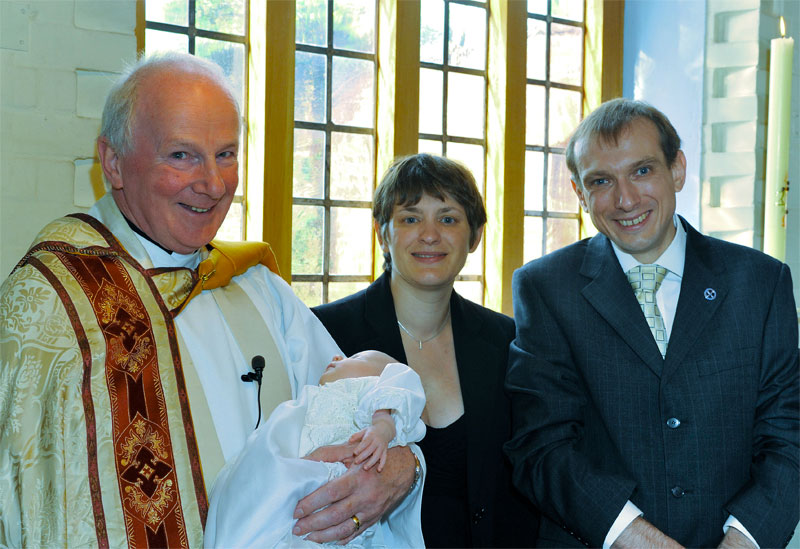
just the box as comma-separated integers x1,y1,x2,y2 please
666,417,681,428
671,486,685,498
472,507,485,524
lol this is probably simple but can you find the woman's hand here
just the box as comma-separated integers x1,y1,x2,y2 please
294,445,415,543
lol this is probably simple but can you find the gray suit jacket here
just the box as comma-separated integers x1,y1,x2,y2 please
506,218,799,548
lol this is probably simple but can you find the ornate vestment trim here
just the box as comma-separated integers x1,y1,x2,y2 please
71,213,209,527
26,255,111,549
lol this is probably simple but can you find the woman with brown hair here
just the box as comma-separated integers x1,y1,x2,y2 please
313,153,537,547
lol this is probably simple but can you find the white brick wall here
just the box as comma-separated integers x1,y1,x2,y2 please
702,0,800,329
702,1,764,246
0,0,136,281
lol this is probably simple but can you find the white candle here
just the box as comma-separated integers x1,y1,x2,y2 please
764,17,794,261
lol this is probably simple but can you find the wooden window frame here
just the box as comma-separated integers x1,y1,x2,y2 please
291,0,379,303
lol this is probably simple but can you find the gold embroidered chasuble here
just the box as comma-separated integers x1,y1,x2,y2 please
0,196,279,548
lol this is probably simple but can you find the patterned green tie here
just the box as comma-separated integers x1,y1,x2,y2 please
627,265,668,357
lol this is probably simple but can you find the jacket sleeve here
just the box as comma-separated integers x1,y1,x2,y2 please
504,266,635,547
724,263,800,548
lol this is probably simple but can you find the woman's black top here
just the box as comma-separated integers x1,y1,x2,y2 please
417,415,470,548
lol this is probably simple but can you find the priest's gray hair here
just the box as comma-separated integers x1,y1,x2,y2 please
99,51,240,156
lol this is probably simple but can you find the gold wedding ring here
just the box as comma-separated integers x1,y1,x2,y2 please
351,515,361,531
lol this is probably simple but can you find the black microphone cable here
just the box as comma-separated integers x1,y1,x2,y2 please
240,355,265,429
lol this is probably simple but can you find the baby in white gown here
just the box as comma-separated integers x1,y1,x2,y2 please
204,351,426,548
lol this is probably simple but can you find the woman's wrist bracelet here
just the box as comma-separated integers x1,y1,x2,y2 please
409,453,422,493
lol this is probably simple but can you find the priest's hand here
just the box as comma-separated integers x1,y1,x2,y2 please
293,444,415,543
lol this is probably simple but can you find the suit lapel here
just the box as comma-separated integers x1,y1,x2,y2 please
450,293,499,509
580,233,665,375
662,221,727,381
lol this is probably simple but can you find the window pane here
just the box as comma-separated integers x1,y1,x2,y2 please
526,84,545,146
420,0,444,64
549,87,581,147
551,23,583,86
297,0,327,46
293,282,322,307
330,207,373,274
547,153,577,213
196,38,245,108
145,29,188,53
524,1,585,268
292,205,324,274
553,0,584,22
216,201,243,240
295,51,326,123
419,139,443,155
447,72,484,139
332,57,374,127
329,281,369,302
454,280,483,305
448,3,486,70
527,19,546,81
419,69,444,135
333,0,375,53
293,129,325,199
525,150,544,211
330,132,374,201
146,0,187,26
527,0,547,16
523,216,544,263
546,217,579,253
447,143,484,192
196,0,245,35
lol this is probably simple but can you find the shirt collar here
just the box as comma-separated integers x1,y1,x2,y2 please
135,234,203,270
612,214,686,278
119,212,203,269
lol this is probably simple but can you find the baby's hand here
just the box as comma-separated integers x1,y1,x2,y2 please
348,409,395,472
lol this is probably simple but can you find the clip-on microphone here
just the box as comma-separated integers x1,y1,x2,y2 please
241,355,265,429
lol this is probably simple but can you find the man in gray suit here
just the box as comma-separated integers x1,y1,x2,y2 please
506,98,799,548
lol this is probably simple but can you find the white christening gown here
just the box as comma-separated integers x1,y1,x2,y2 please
204,362,426,548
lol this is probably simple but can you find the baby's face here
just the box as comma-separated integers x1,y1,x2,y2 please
318,350,393,385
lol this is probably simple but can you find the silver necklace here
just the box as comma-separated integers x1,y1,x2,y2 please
397,310,450,350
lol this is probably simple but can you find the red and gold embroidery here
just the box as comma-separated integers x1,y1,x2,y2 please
55,251,190,549
119,417,178,527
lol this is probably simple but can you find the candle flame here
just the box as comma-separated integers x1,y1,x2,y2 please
780,16,786,38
